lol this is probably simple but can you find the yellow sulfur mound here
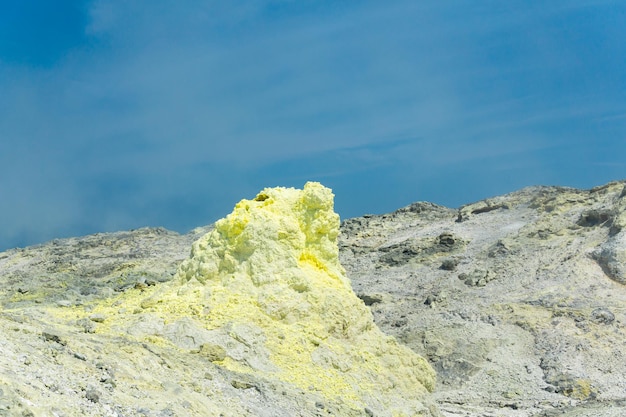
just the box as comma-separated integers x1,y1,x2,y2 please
174,182,437,414
72,182,439,416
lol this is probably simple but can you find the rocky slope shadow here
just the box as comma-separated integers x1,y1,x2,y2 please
340,180,626,417
0,183,437,417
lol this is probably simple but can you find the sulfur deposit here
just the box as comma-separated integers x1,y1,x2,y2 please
132,181,438,415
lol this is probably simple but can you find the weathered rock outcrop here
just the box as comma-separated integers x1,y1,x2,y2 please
340,180,626,416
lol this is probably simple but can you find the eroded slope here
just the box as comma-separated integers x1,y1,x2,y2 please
340,181,626,416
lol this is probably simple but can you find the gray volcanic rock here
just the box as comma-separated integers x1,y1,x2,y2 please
0,226,211,309
593,232,626,285
340,180,626,416
2,180,626,416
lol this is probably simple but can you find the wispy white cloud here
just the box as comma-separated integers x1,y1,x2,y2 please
0,0,624,249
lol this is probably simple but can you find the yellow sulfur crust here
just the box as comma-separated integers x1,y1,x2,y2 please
52,182,437,415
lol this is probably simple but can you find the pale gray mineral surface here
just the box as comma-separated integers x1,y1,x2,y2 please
2,181,626,416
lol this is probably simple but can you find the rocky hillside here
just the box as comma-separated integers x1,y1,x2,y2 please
1,180,626,416
340,180,626,417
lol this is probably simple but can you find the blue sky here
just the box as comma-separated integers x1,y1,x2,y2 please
1,1,625,250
